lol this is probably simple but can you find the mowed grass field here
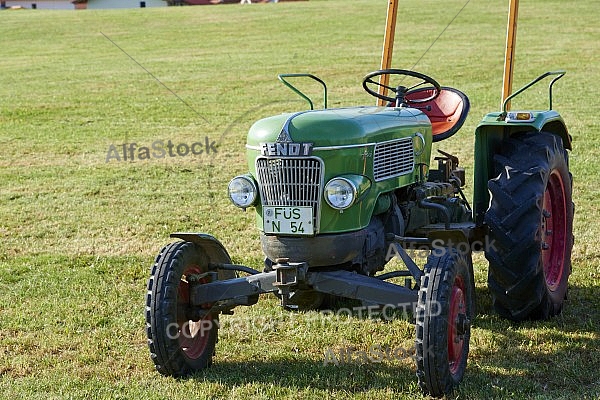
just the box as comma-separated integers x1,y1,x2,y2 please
1,0,599,398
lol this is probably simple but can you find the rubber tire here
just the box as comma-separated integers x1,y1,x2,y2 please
146,241,219,377
485,132,573,321
415,249,474,397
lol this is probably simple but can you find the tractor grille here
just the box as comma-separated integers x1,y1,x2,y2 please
373,138,415,181
255,157,323,210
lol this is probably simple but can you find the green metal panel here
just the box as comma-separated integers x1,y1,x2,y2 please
472,110,570,225
246,107,430,147
245,106,433,234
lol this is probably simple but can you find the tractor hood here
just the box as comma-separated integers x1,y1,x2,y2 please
246,106,430,149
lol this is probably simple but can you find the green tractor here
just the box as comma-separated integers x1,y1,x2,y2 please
145,1,573,397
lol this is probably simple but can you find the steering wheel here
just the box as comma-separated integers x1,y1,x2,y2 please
362,69,441,105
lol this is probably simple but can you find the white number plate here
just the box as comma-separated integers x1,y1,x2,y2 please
263,206,314,235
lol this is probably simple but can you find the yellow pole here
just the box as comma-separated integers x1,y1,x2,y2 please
378,0,399,106
502,0,519,111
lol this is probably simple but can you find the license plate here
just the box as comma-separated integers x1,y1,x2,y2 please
263,206,314,235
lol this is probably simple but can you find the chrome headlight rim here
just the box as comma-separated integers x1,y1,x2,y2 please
413,132,426,156
228,175,258,208
324,177,357,210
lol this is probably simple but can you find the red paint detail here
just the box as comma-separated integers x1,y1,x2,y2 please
541,170,567,291
448,275,466,376
178,266,213,360
405,89,467,137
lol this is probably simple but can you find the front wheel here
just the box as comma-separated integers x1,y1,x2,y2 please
415,249,474,397
146,241,221,376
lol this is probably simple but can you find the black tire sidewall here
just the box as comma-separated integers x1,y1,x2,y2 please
416,249,474,396
147,241,218,376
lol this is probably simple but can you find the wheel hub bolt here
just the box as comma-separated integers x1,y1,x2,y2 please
456,313,470,336
543,209,551,218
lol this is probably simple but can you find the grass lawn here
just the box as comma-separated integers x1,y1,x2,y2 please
1,0,599,398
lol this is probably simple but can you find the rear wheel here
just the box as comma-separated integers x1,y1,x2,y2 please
146,241,220,376
485,132,573,320
415,249,474,397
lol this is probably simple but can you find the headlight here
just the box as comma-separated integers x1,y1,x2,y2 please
228,175,258,208
325,178,357,210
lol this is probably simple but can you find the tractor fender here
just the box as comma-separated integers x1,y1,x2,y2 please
541,119,572,150
473,110,571,225
475,110,571,151
170,232,232,264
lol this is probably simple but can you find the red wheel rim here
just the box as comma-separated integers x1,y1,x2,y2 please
541,170,567,292
177,266,214,360
448,275,467,375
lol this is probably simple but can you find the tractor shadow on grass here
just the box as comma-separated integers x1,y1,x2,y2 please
198,359,420,394
463,283,600,397
185,284,599,397
198,298,422,393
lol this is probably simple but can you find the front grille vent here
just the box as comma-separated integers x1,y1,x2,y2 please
373,138,415,181
255,157,323,211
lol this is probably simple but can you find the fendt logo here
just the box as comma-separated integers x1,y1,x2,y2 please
260,142,313,157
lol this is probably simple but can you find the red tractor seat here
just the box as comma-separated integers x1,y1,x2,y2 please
403,87,470,142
